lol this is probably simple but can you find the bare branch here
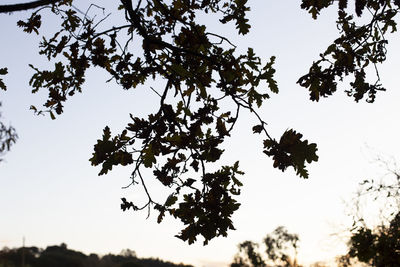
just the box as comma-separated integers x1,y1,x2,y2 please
0,0,62,14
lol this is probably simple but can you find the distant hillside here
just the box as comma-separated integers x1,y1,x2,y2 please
0,243,193,267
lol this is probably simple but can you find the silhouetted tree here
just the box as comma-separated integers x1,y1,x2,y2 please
264,226,300,267
0,243,193,267
0,0,398,243
347,212,400,266
339,161,400,266
36,243,87,267
0,246,40,267
231,226,300,267
231,241,266,267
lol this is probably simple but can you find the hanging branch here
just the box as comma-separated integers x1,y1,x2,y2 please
0,0,62,14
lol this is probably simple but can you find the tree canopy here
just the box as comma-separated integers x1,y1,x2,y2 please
338,161,400,266
0,0,398,245
0,243,193,267
231,226,300,267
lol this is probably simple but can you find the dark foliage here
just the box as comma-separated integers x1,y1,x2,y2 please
299,0,399,103
0,0,398,244
0,244,192,267
339,167,400,266
348,213,400,266
231,226,300,267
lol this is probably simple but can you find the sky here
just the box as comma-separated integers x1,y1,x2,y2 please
1,1,400,267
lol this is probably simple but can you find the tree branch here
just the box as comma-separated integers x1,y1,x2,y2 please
0,0,61,14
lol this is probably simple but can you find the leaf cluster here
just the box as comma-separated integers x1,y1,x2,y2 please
263,129,318,179
12,0,321,244
9,0,399,244
299,0,400,103
0,67,7,91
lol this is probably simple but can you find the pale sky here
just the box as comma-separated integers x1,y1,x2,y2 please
1,1,400,267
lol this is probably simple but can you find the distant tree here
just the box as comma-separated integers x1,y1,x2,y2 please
0,0,398,243
339,161,400,266
264,226,300,267
231,226,300,267
120,249,137,259
36,243,87,267
0,246,40,267
347,212,400,266
231,241,266,267
0,244,192,267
